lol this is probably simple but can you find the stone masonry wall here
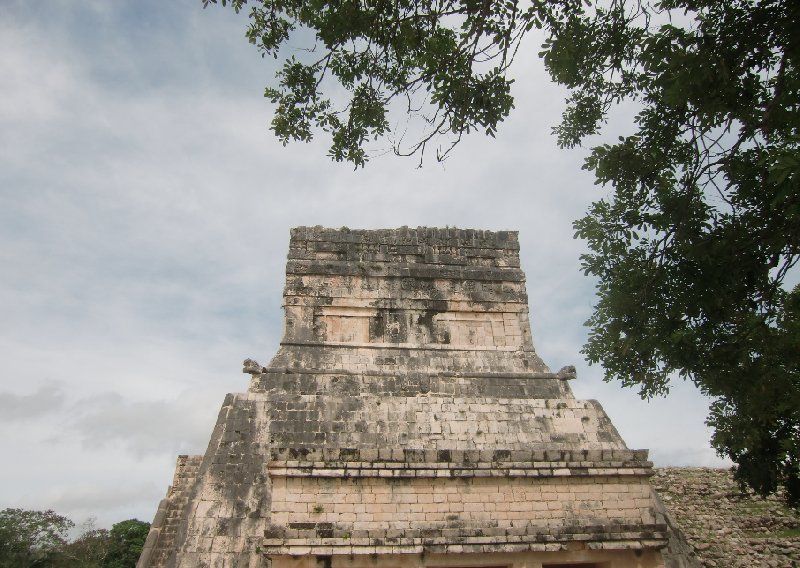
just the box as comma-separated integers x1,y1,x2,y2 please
270,475,657,530
281,226,541,362
259,378,623,450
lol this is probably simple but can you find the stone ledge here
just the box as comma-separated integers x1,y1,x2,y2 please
282,297,528,309
278,340,528,352
261,524,669,556
290,226,520,250
267,464,653,479
286,260,526,282
283,291,528,304
263,540,665,555
268,447,650,465
287,251,521,268
264,523,668,542
261,366,569,379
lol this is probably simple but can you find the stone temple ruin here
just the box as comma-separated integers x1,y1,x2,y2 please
138,226,692,568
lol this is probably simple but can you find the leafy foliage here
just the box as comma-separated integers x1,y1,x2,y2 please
102,519,150,568
0,510,149,568
62,526,111,568
563,0,800,506
206,0,800,505
0,509,73,568
202,0,568,166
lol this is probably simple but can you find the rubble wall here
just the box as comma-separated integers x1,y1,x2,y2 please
653,468,800,568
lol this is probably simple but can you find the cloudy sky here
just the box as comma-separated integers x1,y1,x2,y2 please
1,1,729,530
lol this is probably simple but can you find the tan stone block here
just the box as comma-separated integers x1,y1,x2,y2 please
416,493,433,504
420,502,443,513
288,502,309,514
376,502,398,513
606,508,628,518
514,501,535,512
210,537,233,553
344,492,362,504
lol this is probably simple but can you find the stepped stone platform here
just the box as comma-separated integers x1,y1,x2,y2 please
138,226,693,568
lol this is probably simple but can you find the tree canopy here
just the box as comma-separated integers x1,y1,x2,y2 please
0,510,149,568
0,508,73,568
102,519,150,568
203,0,800,505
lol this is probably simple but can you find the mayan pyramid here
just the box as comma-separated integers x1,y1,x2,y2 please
138,226,689,568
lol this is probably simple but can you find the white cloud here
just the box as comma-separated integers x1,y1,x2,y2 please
0,382,65,421
63,389,221,457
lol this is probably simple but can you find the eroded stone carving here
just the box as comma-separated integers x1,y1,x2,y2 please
243,358,265,375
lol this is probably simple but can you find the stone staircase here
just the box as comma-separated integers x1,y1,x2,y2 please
137,454,203,568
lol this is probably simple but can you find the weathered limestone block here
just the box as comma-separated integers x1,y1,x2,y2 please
140,227,692,568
